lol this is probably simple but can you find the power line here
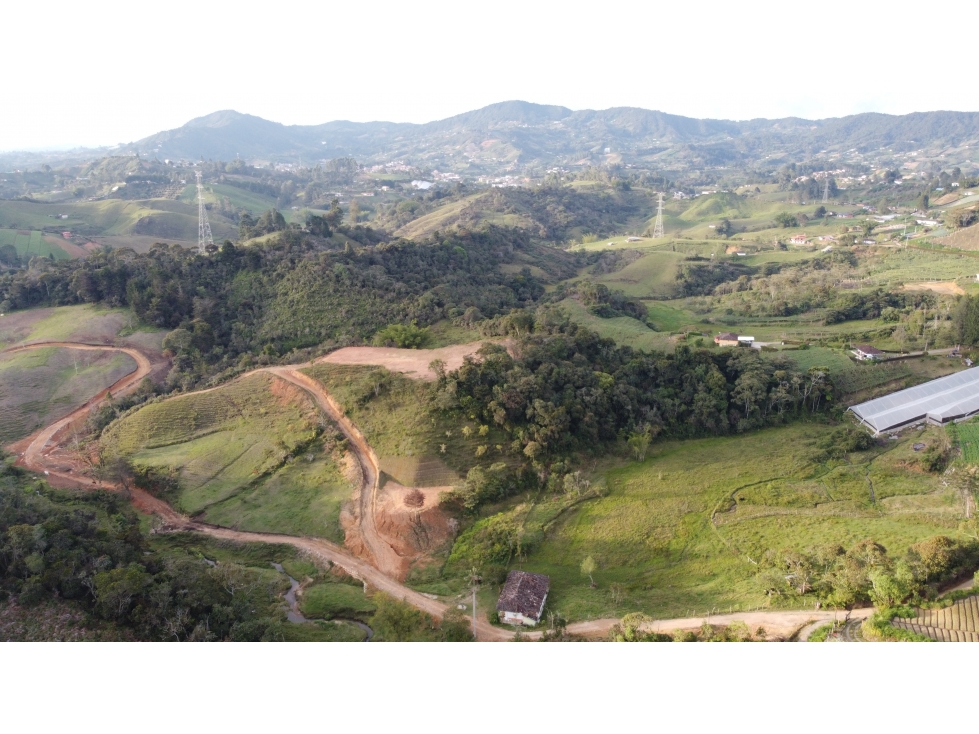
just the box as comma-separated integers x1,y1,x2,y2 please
196,170,214,255
653,192,665,239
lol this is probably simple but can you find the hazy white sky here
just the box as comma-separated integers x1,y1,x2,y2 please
4,0,977,151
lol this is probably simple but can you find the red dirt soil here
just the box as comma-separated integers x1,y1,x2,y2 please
317,341,495,381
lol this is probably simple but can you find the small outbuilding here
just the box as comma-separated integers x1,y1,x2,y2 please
853,344,884,361
714,332,740,347
496,570,550,626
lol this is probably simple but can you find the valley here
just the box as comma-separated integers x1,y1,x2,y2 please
5,103,979,643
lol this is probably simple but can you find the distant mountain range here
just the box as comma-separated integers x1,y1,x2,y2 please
13,101,979,173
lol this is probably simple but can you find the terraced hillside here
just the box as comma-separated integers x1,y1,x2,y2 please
894,596,979,641
102,372,356,540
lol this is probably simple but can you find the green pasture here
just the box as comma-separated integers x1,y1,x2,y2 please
104,372,354,539
0,346,136,444
590,250,686,299
496,423,962,621
557,298,669,351
179,182,277,216
0,198,235,242
0,229,69,260
0,304,143,348
303,363,507,483
299,581,377,621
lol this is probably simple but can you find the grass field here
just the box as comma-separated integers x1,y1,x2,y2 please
590,251,686,299
0,229,70,260
178,182,277,217
104,372,355,539
299,580,377,621
0,346,136,444
0,304,161,350
302,363,474,484
0,198,235,243
479,422,963,621
955,419,979,463
557,298,669,351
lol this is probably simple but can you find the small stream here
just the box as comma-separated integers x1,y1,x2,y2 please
271,563,373,640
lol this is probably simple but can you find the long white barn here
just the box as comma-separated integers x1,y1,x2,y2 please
849,368,979,434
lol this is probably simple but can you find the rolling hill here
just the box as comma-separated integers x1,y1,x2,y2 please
123,103,979,172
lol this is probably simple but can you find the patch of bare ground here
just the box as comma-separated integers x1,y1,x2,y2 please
318,341,496,381
46,235,89,259
937,223,979,250
374,481,455,565
901,280,965,295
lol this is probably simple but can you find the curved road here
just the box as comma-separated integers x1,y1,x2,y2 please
2,342,153,483
5,340,878,642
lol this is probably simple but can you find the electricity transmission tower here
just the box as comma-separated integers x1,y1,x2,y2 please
822,176,829,204
196,170,214,255
652,192,665,238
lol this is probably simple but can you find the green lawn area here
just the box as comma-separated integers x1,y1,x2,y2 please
486,422,963,621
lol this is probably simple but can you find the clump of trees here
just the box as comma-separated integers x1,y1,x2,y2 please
0,456,285,640
755,536,979,609
572,280,649,322
373,321,431,349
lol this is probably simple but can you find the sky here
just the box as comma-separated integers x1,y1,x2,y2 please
4,0,979,151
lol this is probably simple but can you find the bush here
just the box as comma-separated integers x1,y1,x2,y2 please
374,321,431,349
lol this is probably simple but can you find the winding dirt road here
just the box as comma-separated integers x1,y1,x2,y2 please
3,342,153,485
4,340,870,642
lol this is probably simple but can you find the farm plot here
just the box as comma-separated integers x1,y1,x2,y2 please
102,372,355,538
893,596,979,641
0,229,69,260
955,419,979,463
0,346,136,445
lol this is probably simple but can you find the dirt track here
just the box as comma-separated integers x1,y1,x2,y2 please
5,340,877,642
265,367,405,579
3,342,153,482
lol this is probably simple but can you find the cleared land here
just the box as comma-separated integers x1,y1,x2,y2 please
103,372,355,540
0,303,163,351
319,341,490,381
302,363,469,485
0,346,136,444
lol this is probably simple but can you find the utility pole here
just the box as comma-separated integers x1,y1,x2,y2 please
196,170,214,255
469,567,480,641
822,175,829,204
653,192,665,239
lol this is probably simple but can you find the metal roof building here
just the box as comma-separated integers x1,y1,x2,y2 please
849,368,979,434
